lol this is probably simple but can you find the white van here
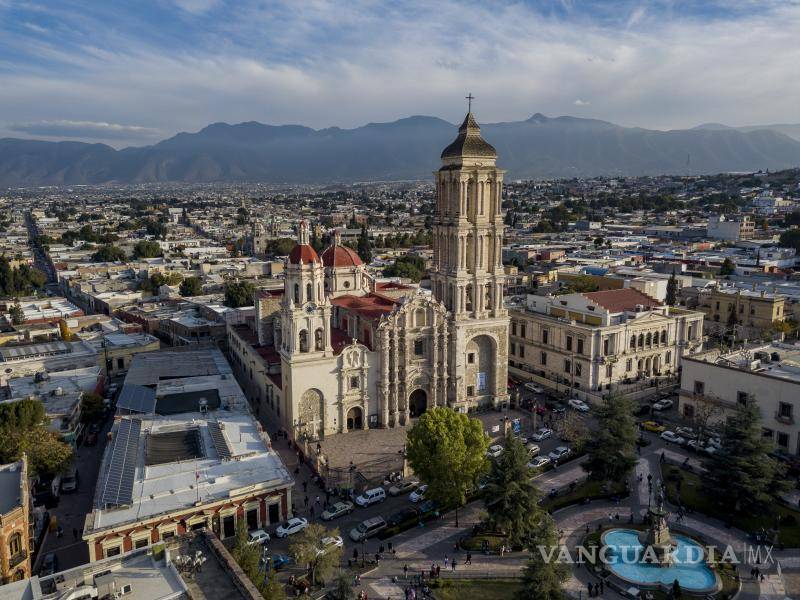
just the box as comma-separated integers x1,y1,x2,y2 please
355,487,386,507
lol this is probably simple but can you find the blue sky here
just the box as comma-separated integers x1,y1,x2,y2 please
0,0,798,147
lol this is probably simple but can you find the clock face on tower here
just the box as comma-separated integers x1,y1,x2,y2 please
305,303,317,313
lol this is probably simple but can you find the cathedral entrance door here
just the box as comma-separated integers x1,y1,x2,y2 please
409,389,427,418
346,406,363,431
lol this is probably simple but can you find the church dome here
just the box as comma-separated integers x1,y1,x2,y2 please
321,244,363,267
288,244,320,264
441,112,497,159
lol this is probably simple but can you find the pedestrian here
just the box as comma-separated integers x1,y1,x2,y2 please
761,573,765,582
465,552,471,565
585,525,590,536
451,560,456,572
73,527,78,540
435,565,440,578
315,495,320,505
304,495,309,507
404,564,408,579
303,481,307,493
379,544,385,554
444,555,448,568
587,582,592,597
353,548,359,561
388,541,394,555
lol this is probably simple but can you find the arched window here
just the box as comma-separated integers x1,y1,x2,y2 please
293,283,300,304
306,283,312,303
485,283,492,309
637,334,644,348
646,332,652,346
299,330,308,352
315,328,324,351
660,330,667,344
630,335,636,349
8,532,22,556
415,308,426,327
465,284,474,312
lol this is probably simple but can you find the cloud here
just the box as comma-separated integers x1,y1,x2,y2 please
7,120,162,140
574,99,591,107
171,0,220,14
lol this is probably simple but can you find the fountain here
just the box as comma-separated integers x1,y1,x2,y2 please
599,486,721,595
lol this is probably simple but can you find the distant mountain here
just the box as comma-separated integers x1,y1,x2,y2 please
2,113,800,185
694,121,800,141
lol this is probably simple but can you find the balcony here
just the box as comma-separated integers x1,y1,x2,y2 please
9,550,27,569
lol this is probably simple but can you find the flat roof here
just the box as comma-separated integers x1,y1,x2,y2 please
688,342,800,384
0,462,22,514
124,348,231,386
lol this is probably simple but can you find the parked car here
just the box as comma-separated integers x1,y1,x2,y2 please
640,420,666,433
633,404,651,417
266,554,293,570
355,487,386,507
409,484,428,503
349,516,387,542
247,529,271,546
321,501,354,521
316,536,344,555
676,426,697,440
551,404,567,415
388,479,419,496
527,443,540,457
660,431,685,445
524,383,545,394
486,444,504,458
528,456,551,469
568,398,590,412
387,507,419,528
652,399,674,412
60,469,79,493
275,517,308,538
40,552,58,576
548,446,571,462
417,500,439,517
530,428,553,442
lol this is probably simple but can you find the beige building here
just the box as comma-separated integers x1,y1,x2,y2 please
0,456,31,584
697,286,785,336
678,343,800,456
706,214,754,241
228,110,509,441
509,288,705,400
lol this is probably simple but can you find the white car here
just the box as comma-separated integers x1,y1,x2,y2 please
568,398,590,412
707,437,722,449
676,426,697,440
275,517,308,538
409,484,428,503
321,501,354,521
247,529,271,546
527,456,551,469
486,444,504,458
388,480,419,496
524,383,545,394
548,446,571,462
527,443,540,457
530,428,553,442
652,399,674,411
660,431,685,445
316,536,344,555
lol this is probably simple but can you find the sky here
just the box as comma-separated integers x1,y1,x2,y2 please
0,0,799,148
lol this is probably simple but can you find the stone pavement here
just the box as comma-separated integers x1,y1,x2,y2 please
534,455,589,492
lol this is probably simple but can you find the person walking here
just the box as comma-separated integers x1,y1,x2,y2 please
451,560,456,572
304,495,309,507
403,564,408,579
443,555,448,569
465,552,471,565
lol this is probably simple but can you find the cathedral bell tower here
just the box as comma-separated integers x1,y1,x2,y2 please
431,104,509,409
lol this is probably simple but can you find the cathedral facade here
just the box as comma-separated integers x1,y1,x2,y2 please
229,112,509,441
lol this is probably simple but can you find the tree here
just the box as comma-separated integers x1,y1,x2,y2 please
288,523,342,586
779,228,800,252
231,520,261,584
179,276,203,297
357,225,372,263
132,240,163,259
719,257,735,276
58,319,73,341
329,570,355,600
224,281,256,308
666,270,678,306
593,236,604,247
3,426,74,478
267,238,296,256
9,302,24,325
702,401,790,514
92,244,127,262
80,393,105,423
406,407,489,526
261,568,287,600
515,516,569,600
483,432,546,547
383,255,425,282
583,393,638,482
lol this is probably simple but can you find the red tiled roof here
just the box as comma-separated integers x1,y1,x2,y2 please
582,288,662,312
330,293,397,321
376,281,413,291
288,244,320,264
320,244,363,267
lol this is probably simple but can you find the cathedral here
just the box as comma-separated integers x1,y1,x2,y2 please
231,111,509,441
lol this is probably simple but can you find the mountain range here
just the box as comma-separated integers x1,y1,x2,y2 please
2,114,800,186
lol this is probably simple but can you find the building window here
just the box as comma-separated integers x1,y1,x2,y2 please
540,352,547,366
467,352,475,364
665,351,672,364
626,358,633,372
603,338,610,355
693,381,704,395
542,329,549,344
638,334,644,348
510,343,516,356
511,321,517,336
350,376,360,390
8,532,22,556
566,336,573,351
777,432,789,448
519,345,525,359
577,339,584,355
736,391,749,405
778,402,793,420
564,359,571,374
660,330,667,344
630,335,636,349
414,339,425,356
520,324,526,338
683,404,694,418
575,363,582,377
467,385,474,397
117,357,125,369
299,329,308,352
715,301,720,310
762,428,774,440
134,537,149,549
606,364,613,378
105,545,122,557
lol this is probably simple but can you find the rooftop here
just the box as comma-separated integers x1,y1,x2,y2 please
331,293,398,321
124,348,231,386
0,460,23,514
583,288,663,313
692,342,800,384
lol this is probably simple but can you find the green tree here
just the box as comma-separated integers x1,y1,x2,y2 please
132,240,163,259
224,281,256,308
329,570,355,600
230,520,261,584
719,257,735,276
702,401,790,514
406,406,489,526
515,516,569,600
267,238,296,256
9,302,24,325
483,432,546,547
779,228,800,252
288,523,342,586
92,244,127,262
666,270,678,306
261,568,287,600
357,225,372,263
0,425,74,478
179,276,203,297
80,393,105,423
382,255,425,282
583,393,638,482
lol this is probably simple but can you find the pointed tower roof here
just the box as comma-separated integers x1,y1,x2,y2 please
441,112,497,159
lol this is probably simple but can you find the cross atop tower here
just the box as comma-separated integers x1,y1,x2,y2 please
466,93,474,112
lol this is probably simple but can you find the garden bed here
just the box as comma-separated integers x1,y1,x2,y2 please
428,577,521,600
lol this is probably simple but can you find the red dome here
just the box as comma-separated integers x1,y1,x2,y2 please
288,244,320,264
321,244,363,267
